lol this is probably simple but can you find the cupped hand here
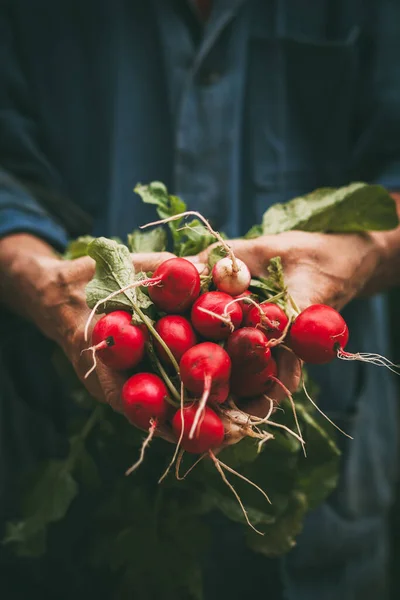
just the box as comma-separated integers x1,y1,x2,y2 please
35,251,174,412
196,230,382,412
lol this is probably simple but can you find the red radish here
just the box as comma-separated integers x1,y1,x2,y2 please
230,357,277,398
90,311,145,371
289,304,349,364
121,373,169,430
226,327,271,370
154,315,197,366
212,256,251,296
246,303,289,341
172,404,225,454
209,382,230,404
191,291,243,340
180,342,231,396
149,257,201,314
233,291,255,319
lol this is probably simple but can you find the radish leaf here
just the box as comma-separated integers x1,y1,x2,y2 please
86,237,136,313
127,227,167,253
261,182,399,235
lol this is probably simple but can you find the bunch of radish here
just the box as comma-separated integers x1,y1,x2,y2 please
83,211,399,534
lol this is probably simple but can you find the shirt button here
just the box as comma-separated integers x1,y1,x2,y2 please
198,70,222,86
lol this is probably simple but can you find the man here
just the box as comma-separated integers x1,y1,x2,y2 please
1,1,400,598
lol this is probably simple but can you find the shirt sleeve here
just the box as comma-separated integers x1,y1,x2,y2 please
350,0,400,191
0,2,69,250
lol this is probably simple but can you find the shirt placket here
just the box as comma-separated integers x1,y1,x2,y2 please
160,0,249,237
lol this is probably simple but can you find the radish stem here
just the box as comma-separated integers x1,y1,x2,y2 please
125,419,157,476
141,211,239,273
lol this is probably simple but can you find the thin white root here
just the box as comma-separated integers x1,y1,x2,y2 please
234,395,275,425
302,378,353,440
223,296,264,318
84,276,162,341
177,453,207,480
125,420,157,476
175,448,186,480
82,346,99,379
189,374,212,439
338,349,400,375
213,453,271,505
158,383,186,484
81,339,109,379
197,306,234,330
208,451,264,536
266,315,292,349
269,376,306,457
140,211,239,272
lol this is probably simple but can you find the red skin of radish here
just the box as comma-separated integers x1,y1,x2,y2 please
208,382,230,404
121,373,169,430
230,357,278,398
226,327,271,370
233,291,254,319
180,342,231,396
149,257,201,314
212,256,251,296
245,303,289,341
154,315,197,366
91,311,146,371
289,304,349,364
191,291,243,340
172,404,225,454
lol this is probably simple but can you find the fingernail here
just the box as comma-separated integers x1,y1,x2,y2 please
194,263,207,274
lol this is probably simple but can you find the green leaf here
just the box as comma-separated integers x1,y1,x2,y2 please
135,182,218,257
249,257,287,303
262,182,399,235
63,235,95,260
207,245,227,269
3,461,78,557
134,182,186,253
244,224,263,239
74,446,101,490
246,492,308,557
127,227,167,253
85,237,136,313
178,219,216,257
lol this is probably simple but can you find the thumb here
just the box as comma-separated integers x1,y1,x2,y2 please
131,252,175,273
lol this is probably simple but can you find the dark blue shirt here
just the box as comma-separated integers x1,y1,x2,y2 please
0,1,399,598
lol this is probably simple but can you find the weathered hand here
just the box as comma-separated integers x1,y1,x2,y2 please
197,230,382,412
0,237,174,412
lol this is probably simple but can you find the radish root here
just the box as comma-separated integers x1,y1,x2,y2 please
125,419,157,476
175,448,186,480
209,451,268,536
177,453,207,480
301,377,353,439
81,339,110,379
197,306,235,331
189,374,212,439
158,383,186,483
269,376,306,457
337,349,400,375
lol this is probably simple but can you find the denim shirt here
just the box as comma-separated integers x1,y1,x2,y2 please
0,1,399,598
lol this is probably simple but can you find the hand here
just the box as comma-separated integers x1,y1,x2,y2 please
39,252,176,412
0,234,173,412
197,230,382,413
